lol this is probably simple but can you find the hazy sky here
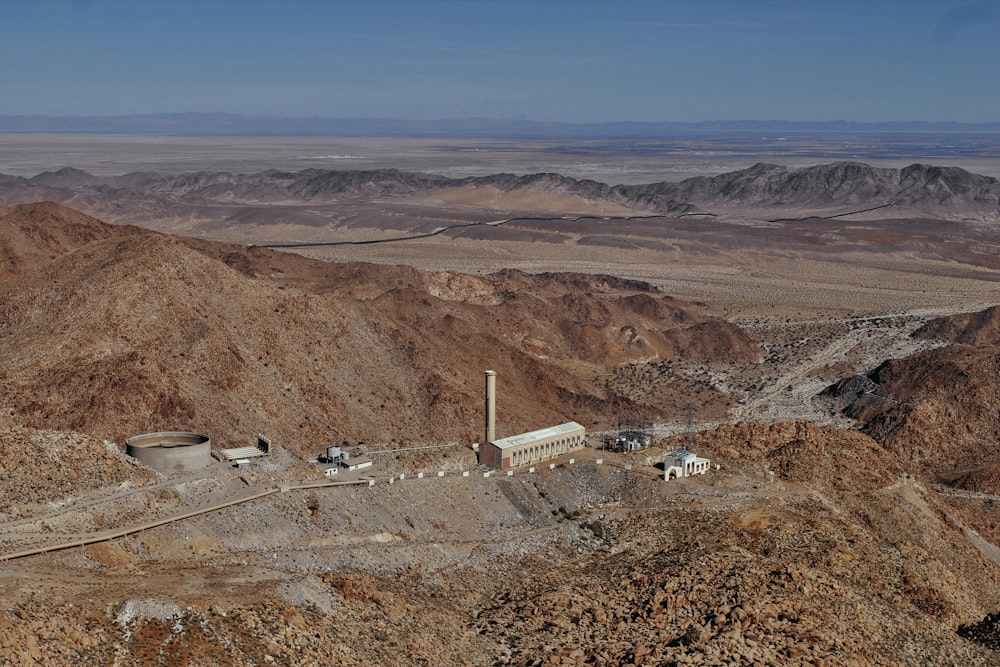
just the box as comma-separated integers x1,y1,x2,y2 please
2,0,997,123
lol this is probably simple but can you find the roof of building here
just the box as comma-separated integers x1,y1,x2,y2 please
667,447,710,463
344,455,373,467
490,421,585,451
220,446,268,461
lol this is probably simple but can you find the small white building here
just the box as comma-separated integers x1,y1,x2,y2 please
324,467,339,477
664,447,711,480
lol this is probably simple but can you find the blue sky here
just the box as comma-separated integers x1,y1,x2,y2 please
1,0,997,123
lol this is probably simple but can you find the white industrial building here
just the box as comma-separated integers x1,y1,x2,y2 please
481,421,586,470
479,370,586,470
664,447,711,480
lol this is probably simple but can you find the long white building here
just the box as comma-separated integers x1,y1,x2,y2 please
481,422,586,470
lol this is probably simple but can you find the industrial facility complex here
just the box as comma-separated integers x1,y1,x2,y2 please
1,367,722,568
123,370,702,483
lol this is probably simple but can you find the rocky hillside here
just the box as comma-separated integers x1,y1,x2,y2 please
1,161,998,222
0,201,143,282
4,422,1000,665
913,304,1000,346
0,427,155,517
824,305,1000,479
0,202,757,452
683,420,900,489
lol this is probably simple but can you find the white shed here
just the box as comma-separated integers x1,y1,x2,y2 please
343,456,373,472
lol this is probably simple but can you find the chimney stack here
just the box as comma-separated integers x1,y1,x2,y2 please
484,370,497,445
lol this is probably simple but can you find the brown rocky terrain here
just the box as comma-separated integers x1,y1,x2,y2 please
0,202,756,453
817,303,1000,624
824,305,1000,479
913,304,1000,346
2,152,1000,666
0,427,155,518
0,201,143,282
4,421,1000,665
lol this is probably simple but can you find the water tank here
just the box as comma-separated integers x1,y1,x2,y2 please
326,445,342,461
126,431,212,473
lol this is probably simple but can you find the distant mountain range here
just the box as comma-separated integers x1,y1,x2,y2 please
2,113,999,138
1,162,997,221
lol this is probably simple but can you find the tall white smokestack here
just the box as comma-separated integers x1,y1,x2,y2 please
485,370,497,445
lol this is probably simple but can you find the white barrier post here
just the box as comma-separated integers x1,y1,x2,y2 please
596,458,603,465
549,463,555,470
399,473,405,480
462,471,470,477
507,470,514,476
568,458,574,465
417,472,424,479
484,472,490,478
368,479,375,486
529,467,535,473
438,471,445,477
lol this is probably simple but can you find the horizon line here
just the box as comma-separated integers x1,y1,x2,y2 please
2,112,999,126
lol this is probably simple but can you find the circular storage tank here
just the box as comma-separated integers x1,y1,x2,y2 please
126,431,212,473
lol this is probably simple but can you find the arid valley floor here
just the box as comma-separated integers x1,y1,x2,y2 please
2,136,1000,665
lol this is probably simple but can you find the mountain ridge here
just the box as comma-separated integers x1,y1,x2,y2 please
1,161,998,222
823,305,1000,480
